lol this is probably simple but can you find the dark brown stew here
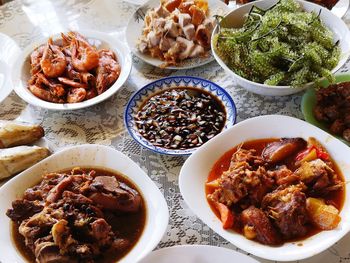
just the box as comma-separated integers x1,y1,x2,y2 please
206,138,344,246
135,87,226,150
7,167,146,263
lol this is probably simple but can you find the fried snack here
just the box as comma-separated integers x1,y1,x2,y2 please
0,121,44,148
0,146,50,179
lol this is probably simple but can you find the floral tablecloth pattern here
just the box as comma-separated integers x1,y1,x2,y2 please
1,0,350,262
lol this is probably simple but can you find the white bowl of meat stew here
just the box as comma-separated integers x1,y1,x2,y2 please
179,115,350,261
0,145,169,263
211,0,350,96
12,30,132,110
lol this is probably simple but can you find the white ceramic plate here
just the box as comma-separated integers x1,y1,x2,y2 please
139,245,259,263
12,30,132,110
212,0,350,96
0,144,169,263
179,115,350,261
0,33,20,103
126,0,229,69
229,0,349,18
332,0,350,18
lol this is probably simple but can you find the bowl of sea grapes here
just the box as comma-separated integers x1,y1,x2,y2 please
211,0,350,96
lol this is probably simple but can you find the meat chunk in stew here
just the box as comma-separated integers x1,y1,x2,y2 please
262,184,309,239
241,206,281,245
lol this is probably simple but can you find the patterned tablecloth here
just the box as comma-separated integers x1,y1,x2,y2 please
1,0,350,262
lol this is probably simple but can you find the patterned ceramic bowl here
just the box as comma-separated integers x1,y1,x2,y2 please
124,76,237,155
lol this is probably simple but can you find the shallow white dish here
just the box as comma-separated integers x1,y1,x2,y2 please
332,0,350,18
179,115,350,261
126,0,229,69
139,245,259,263
212,0,350,96
0,144,169,263
12,30,132,110
0,33,20,103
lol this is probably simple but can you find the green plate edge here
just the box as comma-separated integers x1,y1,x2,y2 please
301,72,350,146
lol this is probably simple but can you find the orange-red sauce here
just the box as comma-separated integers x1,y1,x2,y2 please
205,138,345,243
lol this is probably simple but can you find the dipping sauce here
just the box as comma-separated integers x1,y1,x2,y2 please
134,87,226,150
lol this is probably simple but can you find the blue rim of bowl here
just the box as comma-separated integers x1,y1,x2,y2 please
124,76,237,156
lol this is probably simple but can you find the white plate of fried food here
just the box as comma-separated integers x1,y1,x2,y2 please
12,30,132,110
0,120,50,181
126,0,229,69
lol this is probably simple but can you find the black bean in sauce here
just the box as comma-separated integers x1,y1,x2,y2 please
135,88,226,150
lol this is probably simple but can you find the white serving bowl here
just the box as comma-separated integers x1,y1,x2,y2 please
211,0,350,96
179,115,350,261
12,30,132,110
0,144,169,263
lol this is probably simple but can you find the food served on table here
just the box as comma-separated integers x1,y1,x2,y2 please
135,87,226,149
6,167,145,263
236,0,339,10
214,0,340,86
0,120,44,148
0,120,49,180
313,82,350,142
0,146,50,180
28,32,121,103
206,137,344,245
137,0,215,67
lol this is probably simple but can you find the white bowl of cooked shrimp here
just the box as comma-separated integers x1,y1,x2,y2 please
12,30,132,110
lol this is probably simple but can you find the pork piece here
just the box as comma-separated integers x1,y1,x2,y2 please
178,13,192,28
208,148,274,206
89,176,141,212
267,165,299,186
183,24,196,40
329,119,345,135
164,20,180,38
34,237,72,263
294,159,343,193
190,44,205,58
176,37,196,60
262,138,307,164
231,147,265,168
46,176,73,203
19,208,58,251
241,206,281,245
262,184,309,239
159,36,175,51
91,218,113,245
6,199,43,221
154,3,171,17
314,82,350,133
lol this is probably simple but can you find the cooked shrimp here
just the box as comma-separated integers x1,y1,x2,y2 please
28,85,62,103
71,37,99,72
95,49,121,94
67,87,86,103
86,88,98,100
31,73,66,98
30,45,45,75
58,77,88,89
40,40,67,78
